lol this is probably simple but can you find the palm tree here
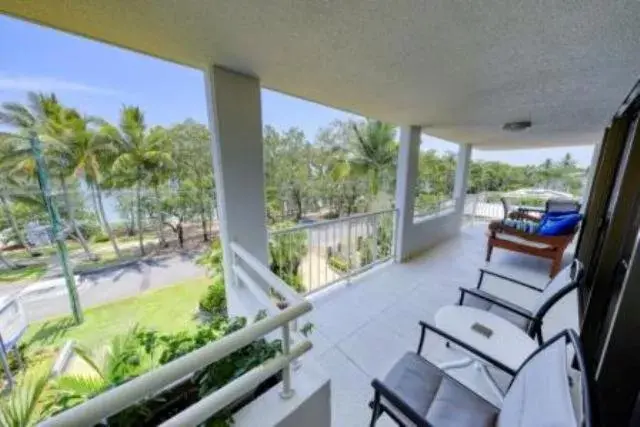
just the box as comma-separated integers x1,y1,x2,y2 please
561,152,576,169
43,106,101,261
541,158,554,189
0,136,34,257
350,120,397,199
102,107,174,255
57,112,122,258
0,93,97,260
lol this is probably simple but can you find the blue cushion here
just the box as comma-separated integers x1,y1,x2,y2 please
538,213,582,236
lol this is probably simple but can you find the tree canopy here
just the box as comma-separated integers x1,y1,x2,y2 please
0,91,586,256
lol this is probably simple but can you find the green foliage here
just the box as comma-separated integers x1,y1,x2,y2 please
268,222,308,293
414,193,449,215
196,239,223,277
48,326,161,414
300,322,315,337
90,231,110,243
15,310,282,426
328,254,349,272
199,276,227,317
193,327,281,403
0,367,52,427
196,239,227,317
43,316,280,425
350,120,397,197
486,194,547,207
0,263,47,283
108,315,280,426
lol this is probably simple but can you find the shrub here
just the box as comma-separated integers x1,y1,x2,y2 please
517,197,546,207
328,254,349,272
44,316,282,426
322,211,340,220
269,222,308,293
116,315,281,426
359,238,374,266
199,276,227,317
0,366,52,426
196,239,223,277
90,232,110,243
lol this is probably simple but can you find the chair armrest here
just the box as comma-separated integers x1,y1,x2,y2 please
477,268,544,292
458,287,536,321
508,211,542,222
371,379,432,427
491,224,575,246
417,321,517,376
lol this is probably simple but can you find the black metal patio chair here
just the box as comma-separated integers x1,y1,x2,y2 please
369,328,595,427
458,259,583,344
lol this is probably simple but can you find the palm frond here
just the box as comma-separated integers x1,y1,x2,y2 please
71,345,106,380
53,375,108,398
0,367,51,427
0,103,36,130
120,106,145,147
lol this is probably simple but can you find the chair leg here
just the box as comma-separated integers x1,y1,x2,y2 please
550,253,562,278
369,390,382,427
485,241,494,262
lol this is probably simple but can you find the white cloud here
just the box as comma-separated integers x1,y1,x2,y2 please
0,75,122,96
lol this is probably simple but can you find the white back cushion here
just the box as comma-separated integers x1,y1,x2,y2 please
531,264,575,315
497,339,578,427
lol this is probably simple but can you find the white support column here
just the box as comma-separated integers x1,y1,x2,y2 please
394,125,421,262
205,66,268,316
453,143,472,215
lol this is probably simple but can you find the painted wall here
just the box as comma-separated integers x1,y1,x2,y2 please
401,210,463,260
395,128,471,261
235,361,331,427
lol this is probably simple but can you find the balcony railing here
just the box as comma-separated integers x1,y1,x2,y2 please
414,196,457,220
42,242,313,427
269,209,397,294
463,192,551,225
464,193,505,224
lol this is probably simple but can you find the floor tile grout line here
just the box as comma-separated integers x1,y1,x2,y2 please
334,343,374,379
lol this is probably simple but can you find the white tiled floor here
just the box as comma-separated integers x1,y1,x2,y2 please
306,224,577,426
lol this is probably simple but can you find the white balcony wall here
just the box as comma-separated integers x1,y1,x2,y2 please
234,363,331,427
395,125,472,260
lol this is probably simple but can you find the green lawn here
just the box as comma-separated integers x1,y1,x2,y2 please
23,276,211,352
0,263,47,283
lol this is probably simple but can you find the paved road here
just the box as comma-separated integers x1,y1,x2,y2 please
22,251,207,322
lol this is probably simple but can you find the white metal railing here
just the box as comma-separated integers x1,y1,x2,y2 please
268,209,397,294
463,192,560,226
42,244,313,427
413,196,457,221
463,193,505,225
229,241,309,397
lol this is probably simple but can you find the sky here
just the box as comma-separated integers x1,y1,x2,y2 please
0,14,595,166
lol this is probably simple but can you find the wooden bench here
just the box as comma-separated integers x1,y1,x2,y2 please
486,219,577,277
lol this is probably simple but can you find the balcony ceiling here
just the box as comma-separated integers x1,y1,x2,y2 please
2,1,639,149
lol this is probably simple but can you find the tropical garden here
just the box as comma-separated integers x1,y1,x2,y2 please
0,92,585,284
0,91,586,425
